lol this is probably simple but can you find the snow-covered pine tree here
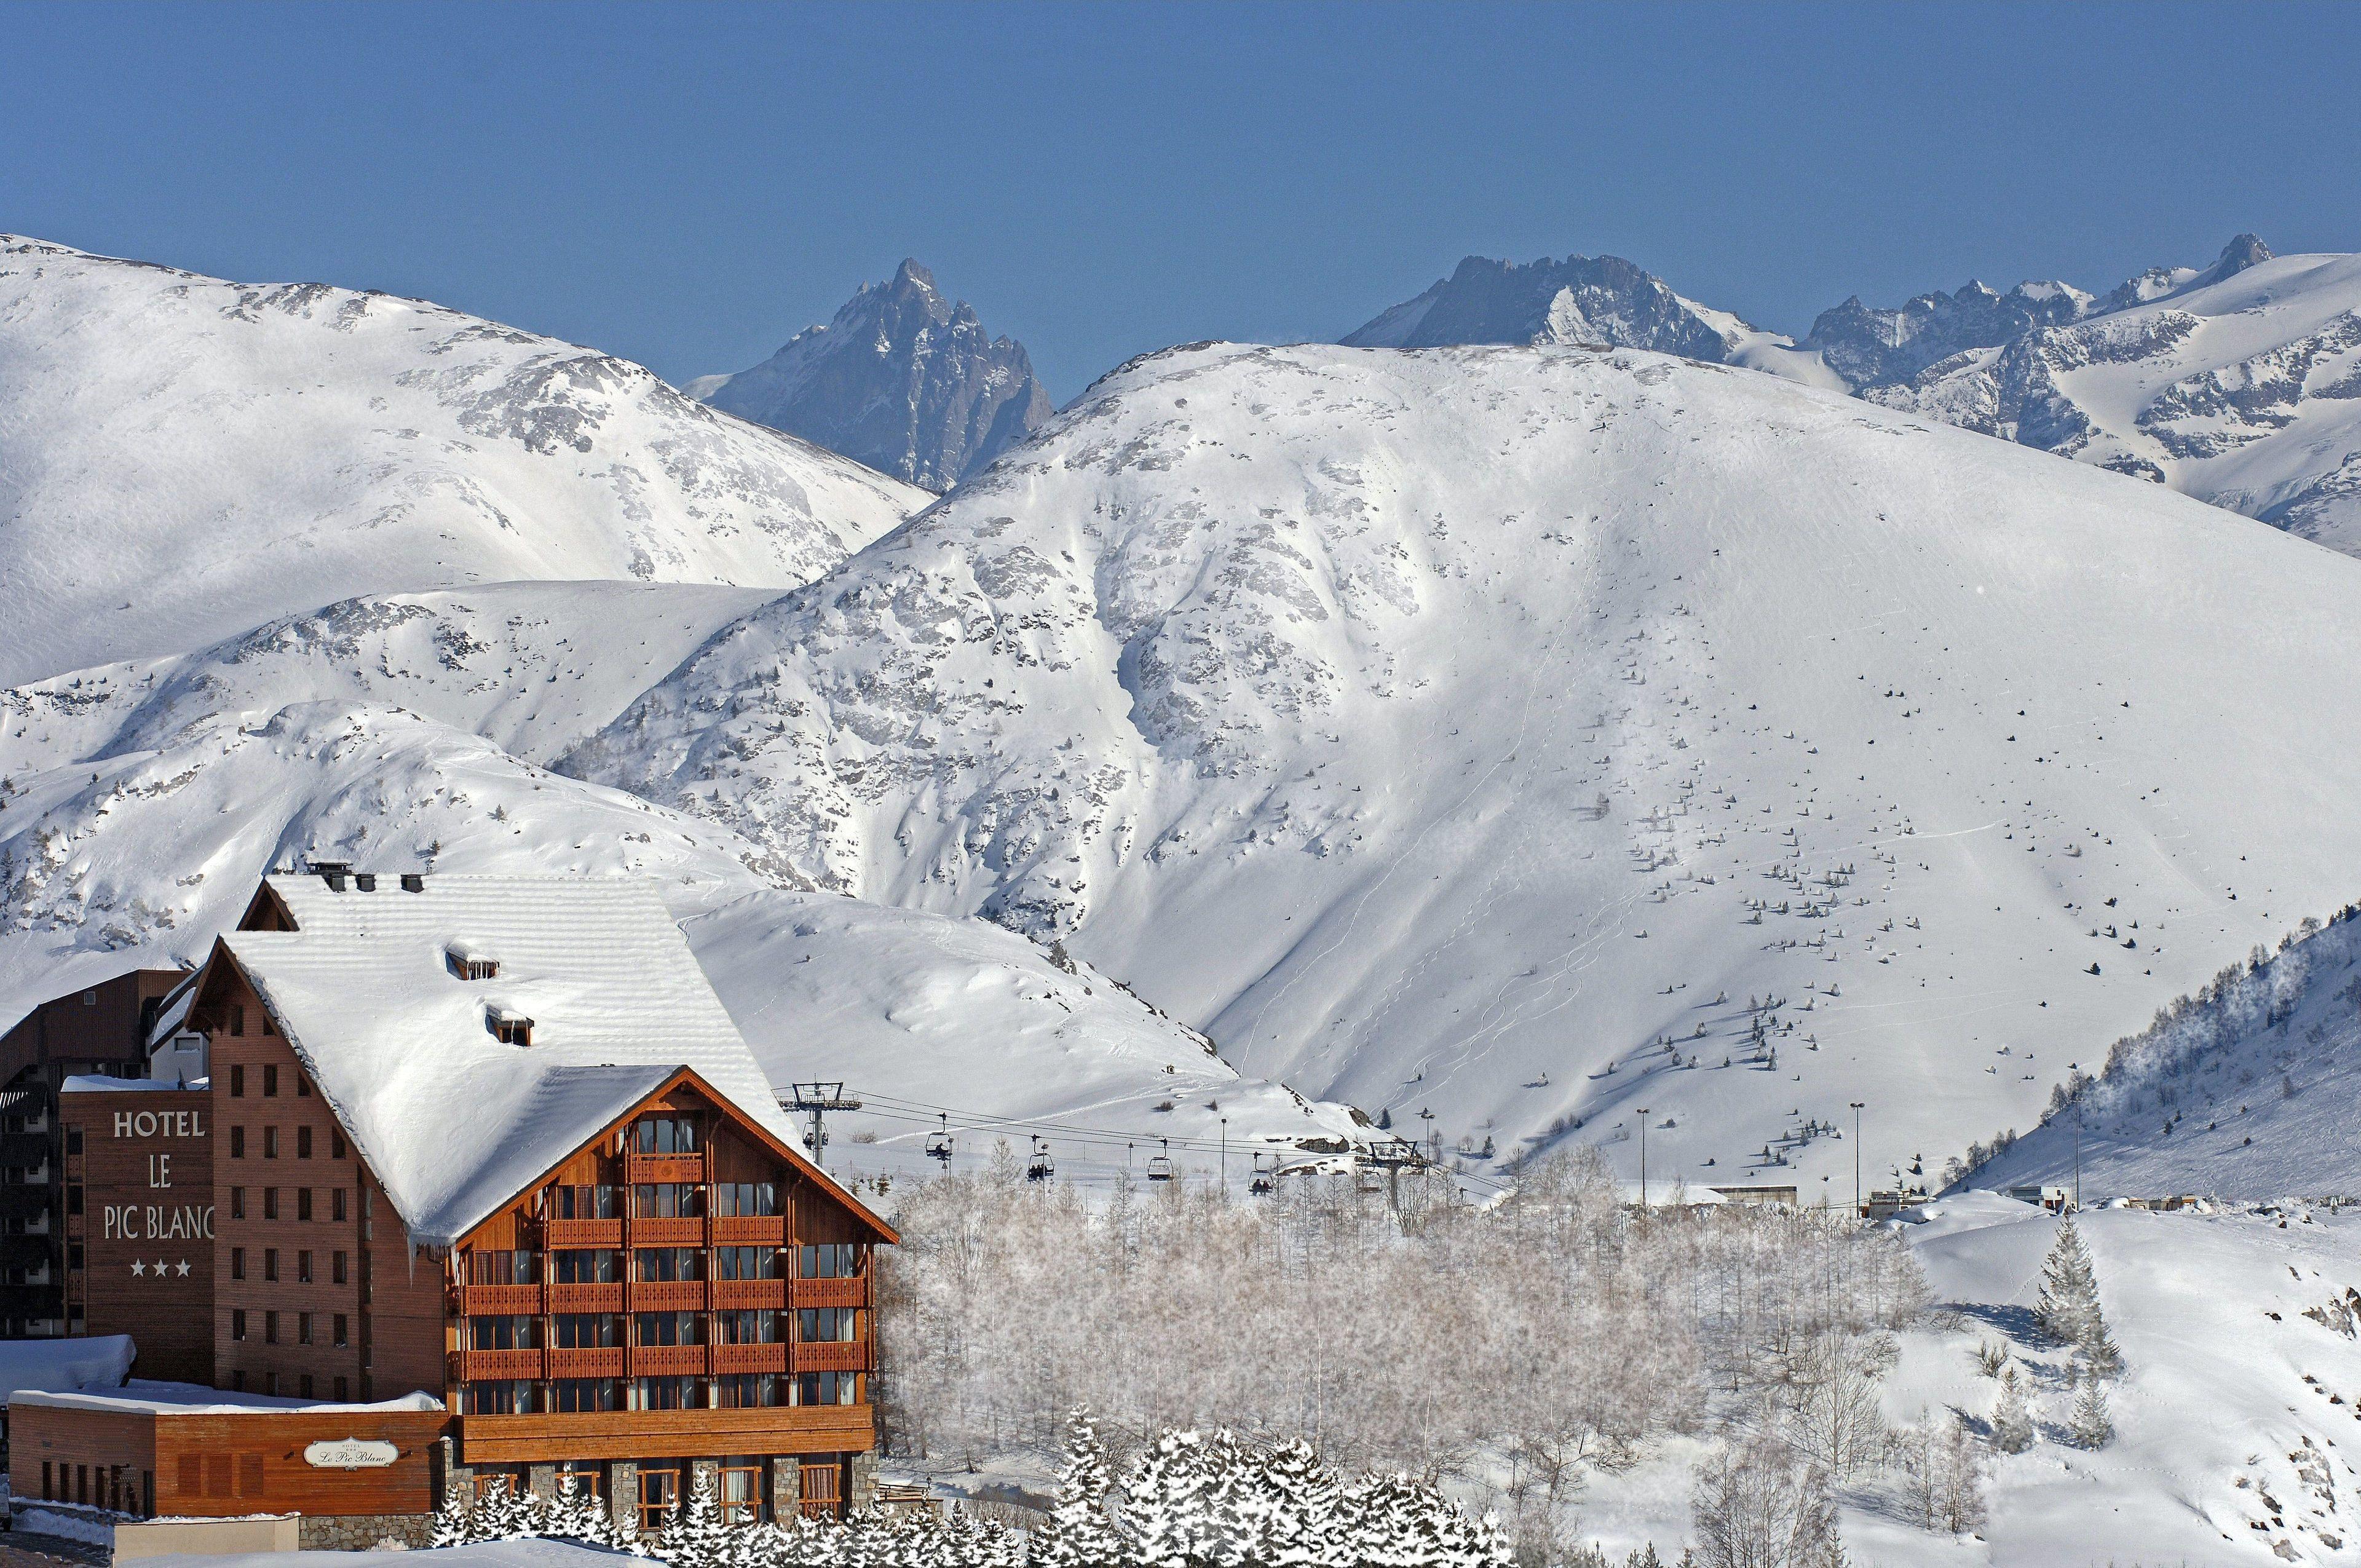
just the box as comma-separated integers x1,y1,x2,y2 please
430,1483,478,1548
1259,1438,1336,1568
1990,1365,2035,1454
658,1473,732,1568
2067,1374,2114,1449
1038,1406,1122,1568
2033,1219,2101,1347
1126,1430,1221,1568
2081,1311,2125,1380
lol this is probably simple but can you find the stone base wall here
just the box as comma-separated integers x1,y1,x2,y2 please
296,1513,437,1551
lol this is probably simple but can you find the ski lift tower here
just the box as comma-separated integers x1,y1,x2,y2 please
1361,1136,1427,1215
784,1081,863,1169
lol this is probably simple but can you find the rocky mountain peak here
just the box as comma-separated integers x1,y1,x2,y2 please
692,261,1051,493
1340,250,1745,362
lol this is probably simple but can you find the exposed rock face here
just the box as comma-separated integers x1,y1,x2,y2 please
692,261,1053,493
1342,252,1744,360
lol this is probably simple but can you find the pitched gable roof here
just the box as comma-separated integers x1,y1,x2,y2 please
213,873,815,1248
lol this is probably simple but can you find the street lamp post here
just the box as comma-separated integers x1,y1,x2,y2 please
1637,1107,1651,1213
1849,1101,1865,1218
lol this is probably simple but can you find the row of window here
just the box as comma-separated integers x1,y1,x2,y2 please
459,1370,856,1416
548,1181,783,1219
471,1244,840,1285
226,1062,301,1098
226,1185,349,1223
227,1306,349,1347
467,1307,854,1350
475,1455,819,1530
229,1245,348,1286
224,1369,351,1401
225,1124,346,1160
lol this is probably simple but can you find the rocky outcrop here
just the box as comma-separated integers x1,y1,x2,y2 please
1342,252,1744,360
694,261,1052,493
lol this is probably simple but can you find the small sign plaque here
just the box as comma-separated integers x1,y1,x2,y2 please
304,1438,400,1470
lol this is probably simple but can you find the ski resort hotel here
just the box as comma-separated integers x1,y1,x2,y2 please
0,867,896,1548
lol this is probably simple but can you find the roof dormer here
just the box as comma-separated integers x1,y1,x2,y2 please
446,941,497,982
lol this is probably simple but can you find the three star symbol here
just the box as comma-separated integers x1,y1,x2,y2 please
127,1259,191,1278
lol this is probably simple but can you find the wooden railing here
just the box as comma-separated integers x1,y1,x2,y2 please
544,1218,623,1248
625,1153,706,1186
462,1283,544,1315
547,1346,627,1379
713,1279,788,1310
713,1215,787,1246
459,1347,547,1380
792,1277,864,1309
794,1339,869,1374
713,1342,789,1376
631,1216,703,1247
548,1282,625,1313
630,1343,708,1376
627,1279,706,1312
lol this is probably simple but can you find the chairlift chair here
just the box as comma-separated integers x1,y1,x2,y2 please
1026,1136,1055,1182
925,1113,954,1168
1248,1151,1278,1197
1146,1137,1175,1182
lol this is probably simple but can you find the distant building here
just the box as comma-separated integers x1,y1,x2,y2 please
23,868,896,1548
1707,1184,1799,1208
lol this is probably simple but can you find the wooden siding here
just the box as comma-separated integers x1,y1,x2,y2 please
459,1404,873,1465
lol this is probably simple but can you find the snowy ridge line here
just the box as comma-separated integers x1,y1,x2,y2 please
837,1087,1353,1157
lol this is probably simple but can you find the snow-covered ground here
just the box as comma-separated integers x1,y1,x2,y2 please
0,236,925,684
563,339,2361,1196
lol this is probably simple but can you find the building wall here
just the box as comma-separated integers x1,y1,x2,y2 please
60,1088,215,1383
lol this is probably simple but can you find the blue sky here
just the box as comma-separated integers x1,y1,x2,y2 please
7,1,2357,401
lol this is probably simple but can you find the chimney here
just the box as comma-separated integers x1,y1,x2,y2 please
400,873,425,893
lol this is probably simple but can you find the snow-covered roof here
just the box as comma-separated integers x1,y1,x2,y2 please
61,1074,197,1095
0,1334,135,1406
143,967,202,1049
218,873,805,1248
13,1379,441,1416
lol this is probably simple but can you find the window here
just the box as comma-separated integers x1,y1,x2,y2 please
298,1312,314,1345
638,1463,683,1530
798,1243,860,1278
263,1127,278,1159
332,1251,348,1286
66,1184,82,1216
64,1129,81,1155
552,1184,617,1219
263,1065,278,1098
264,1310,279,1344
230,1127,245,1160
264,1187,279,1221
634,1248,702,1282
554,1313,622,1348
230,1065,245,1098
469,1314,539,1350
553,1249,620,1284
631,1117,698,1155
462,1380,536,1416
331,1128,346,1160
297,1249,313,1283
66,1243,82,1271
264,1248,279,1282
796,1371,855,1406
633,1182,703,1218
717,1309,779,1345
333,1313,349,1347
552,1379,621,1414
469,1250,538,1285
797,1307,855,1343
716,1246,780,1280
231,1186,245,1220
297,1127,312,1159
714,1376,781,1410
719,1456,765,1524
333,1188,347,1223
230,1247,245,1281
298,1188,314,1222
296,1075,310,1098
630,1379,706,1413
229,1005,245,1037
333,1376,348,1401
635,1311,702,1347
555,1460,604,1498
299,1374,314,1399
230,1309,246,1342
488,1013,532,1047
713,1182,779,1217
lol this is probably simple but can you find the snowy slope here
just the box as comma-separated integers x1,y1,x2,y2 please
1870,248,2361,556
1972,906,2361,1201
0,582,1351,1164
0,236,927,684
565,339,2361,1194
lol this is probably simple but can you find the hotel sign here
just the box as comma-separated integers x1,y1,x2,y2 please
99,1103,214,1244
304,1439,401,1470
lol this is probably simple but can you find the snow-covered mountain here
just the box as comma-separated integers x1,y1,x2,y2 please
689,260,1052,493
0,236,928,686
1341,251,1840,387
0,579,1351,1166
1968,903,2361,1200
561,339,2361,1193
1864,242,2361,555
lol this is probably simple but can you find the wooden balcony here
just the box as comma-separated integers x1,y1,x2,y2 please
544,1218,623,1248
630,1343,708,1377
627,1279,706,1312
713,1342,789,1376
792,1276,864,1309
713,1278,787,1311
459,1347,546,1380
625,1153,705,1186
548,1282,625,1314
630,1216,703,1247
459,1403,874,1464
794,1339,870,1374
713,1215,786,1246
547,1346,626,1379
462,1283,544,1315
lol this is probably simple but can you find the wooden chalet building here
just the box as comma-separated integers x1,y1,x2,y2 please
17,869,896,1548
